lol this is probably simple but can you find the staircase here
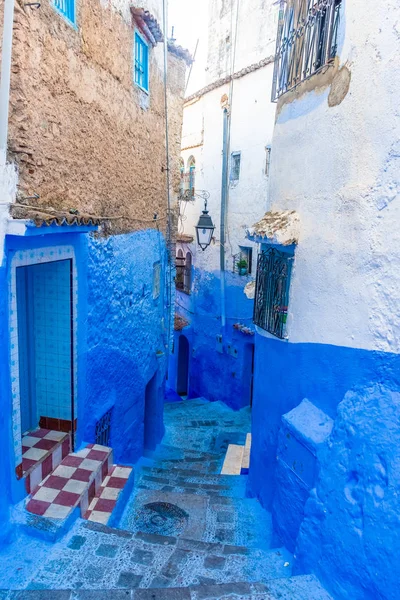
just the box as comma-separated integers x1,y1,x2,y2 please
24,441,133,526
16,398,333,599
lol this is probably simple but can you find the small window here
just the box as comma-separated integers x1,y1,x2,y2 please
233,246,253,275
54,0,76,26
253,248,293,339
265,146,271,177
134,31,149,92
175,250,191,294
153,262,161,299
230,152,241,181
187,156,196,199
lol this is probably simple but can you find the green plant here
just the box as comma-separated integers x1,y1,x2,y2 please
236,258,248,270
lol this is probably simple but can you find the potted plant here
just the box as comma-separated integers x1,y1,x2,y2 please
236,258,248,276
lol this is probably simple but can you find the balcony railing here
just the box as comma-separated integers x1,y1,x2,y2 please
271,0,341,101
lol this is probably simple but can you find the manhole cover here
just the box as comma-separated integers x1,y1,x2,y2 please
135,502,189,536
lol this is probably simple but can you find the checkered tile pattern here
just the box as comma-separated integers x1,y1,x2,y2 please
84,465,132,525
26,444,113,520
22,429,70,494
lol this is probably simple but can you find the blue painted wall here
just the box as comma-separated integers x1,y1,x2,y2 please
171,267,255,410
248,333,400,600
84,230,168,464
0,227,168,542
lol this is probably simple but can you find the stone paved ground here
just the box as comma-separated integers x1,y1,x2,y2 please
0,398,333,599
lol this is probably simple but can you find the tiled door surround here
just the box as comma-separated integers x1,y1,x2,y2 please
9,245,78,479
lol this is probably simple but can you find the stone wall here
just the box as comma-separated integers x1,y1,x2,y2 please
1,0,186,234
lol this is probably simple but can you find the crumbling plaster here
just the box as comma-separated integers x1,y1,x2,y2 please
0,0,186,235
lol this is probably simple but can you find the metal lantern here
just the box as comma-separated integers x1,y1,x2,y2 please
195,200,215,251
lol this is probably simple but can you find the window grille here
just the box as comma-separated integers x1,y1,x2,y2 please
134,31,149,92
54,0,76,25
95,408,113,447
176,251,192,294
253,248,293,339
272,0,341,101
230,152,241,181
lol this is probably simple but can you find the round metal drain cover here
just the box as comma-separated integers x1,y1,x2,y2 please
136,502,189,536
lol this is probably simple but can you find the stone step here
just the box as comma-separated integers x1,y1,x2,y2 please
151,445,224,461
26,444,114,521
139,465,246,485
0,575,333,598
154,459,222,474
26,520,293,590
221,444,245,475
136,473,246,498
21,429,71,494
84,464,133,526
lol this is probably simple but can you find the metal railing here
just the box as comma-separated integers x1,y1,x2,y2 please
253,248,293,339
272,0,341,101
95,407,113,447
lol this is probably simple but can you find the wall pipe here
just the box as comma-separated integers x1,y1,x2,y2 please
0,0,15,167
220,107,230,332
162,0,174,361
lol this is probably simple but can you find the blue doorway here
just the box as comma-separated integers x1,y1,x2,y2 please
16,259,74,438
177,335,189,396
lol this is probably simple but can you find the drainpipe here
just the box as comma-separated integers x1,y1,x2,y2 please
0,0,15,168
220,107,230,333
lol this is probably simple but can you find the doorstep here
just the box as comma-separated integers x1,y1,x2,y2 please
22,429,70,494
84,464,133,525
26,444,113,520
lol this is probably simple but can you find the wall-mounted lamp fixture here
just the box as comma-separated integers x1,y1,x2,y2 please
195,199,215,251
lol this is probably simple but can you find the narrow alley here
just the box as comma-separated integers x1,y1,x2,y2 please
0,398,331,599
0,0,399,598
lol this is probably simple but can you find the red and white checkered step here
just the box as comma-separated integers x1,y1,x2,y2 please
22,429,70,494
26,444,113,520
84,465,132,525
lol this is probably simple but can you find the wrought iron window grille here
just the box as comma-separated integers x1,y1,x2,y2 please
95,407,113,447
253,248,293,339
272,0,341,102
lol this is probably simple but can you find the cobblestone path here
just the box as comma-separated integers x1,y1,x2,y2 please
0,398,332,599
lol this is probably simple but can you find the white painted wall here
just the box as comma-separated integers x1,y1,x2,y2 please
268,0,400,354
206,0,277,83
179,0,278,287
180,62,276,277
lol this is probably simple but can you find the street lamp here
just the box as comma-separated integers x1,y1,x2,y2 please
195,199,215,251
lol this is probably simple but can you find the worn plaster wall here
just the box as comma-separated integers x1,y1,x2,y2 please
85,230,168,463
206,0,277,83
295,386,400,600
248,1,400,598
2,0,185,233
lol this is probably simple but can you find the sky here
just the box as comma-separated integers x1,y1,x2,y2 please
168,0,208,94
